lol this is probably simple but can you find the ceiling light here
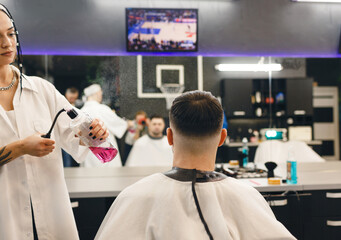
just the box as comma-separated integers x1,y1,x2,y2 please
214,63,283,72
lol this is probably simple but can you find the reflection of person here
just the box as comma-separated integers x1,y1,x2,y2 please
0,5,109,240
65,87,79,106
65,87,83,109
81,84,128,167
96,91,295,240
123,110,148,166
125,115,173,167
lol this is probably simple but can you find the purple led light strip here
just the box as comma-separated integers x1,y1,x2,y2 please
22,49,341,58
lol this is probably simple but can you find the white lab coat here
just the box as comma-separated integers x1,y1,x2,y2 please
81,100,127,167
0,66,89,240
125,135,173,167
95,173,296,240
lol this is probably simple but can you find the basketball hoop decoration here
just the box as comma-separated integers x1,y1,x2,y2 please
160,84,185,110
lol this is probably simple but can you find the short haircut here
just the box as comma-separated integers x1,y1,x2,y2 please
65,87,79,94
170,90,223,137
150,114,164,121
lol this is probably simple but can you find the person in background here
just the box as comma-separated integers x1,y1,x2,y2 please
81,84,131,167
62,86,81,167
123,110,148,166
65,87,79,106
65,86,83,108
95,90,295,240
125,114,173,167
0,4,109,240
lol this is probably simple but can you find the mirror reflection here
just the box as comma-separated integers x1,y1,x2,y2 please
22,55,340,168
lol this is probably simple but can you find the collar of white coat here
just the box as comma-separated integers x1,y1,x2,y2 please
10,65,39,93
84,100,100,105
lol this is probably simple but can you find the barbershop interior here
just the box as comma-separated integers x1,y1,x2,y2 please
1,0,341,239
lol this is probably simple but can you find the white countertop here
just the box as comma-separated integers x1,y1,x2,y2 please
65,167,170,198
225,140,323,147
64,162,341,198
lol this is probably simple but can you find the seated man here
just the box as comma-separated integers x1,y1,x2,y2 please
125,115,173,167
95,91,295,240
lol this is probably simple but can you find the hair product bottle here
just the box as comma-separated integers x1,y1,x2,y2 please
286,144,297,184
67,109,118,163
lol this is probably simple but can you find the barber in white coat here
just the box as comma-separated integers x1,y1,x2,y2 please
0,4,109,240
81,84,129,167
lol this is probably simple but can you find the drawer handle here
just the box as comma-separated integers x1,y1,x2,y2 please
326,192,341,199
267,199,288,207
233,111,245,116
71,201,79,208
294,110,306,115
327,220,341,227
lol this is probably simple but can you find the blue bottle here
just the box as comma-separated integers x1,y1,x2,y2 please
286,145,297,184
242,137,249,168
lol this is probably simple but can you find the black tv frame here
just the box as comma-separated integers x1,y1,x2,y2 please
338,27,341,54
125,8,198,52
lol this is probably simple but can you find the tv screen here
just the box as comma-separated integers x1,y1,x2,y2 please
126,8,198,52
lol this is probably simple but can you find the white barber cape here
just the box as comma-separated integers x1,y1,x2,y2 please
125,135,173,166
95,173,295,240
81,101,127,167
0,66,89,240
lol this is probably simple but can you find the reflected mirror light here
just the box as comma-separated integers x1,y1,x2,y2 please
214,63,283,72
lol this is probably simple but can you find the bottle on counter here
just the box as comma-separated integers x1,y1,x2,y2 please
242,137,249,168
286,144,297,184
66,108,118,163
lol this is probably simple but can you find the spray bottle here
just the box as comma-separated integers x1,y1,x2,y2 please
286,144,297,184
242,137,249,168
66,109,118,163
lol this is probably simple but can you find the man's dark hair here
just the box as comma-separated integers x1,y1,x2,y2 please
170,90,223,137
65,87,79,94
150,114,164,121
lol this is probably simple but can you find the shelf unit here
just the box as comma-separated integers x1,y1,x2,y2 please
313,87,339,160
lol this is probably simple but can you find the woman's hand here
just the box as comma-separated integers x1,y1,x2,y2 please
22,133,55,157
88,118,109,141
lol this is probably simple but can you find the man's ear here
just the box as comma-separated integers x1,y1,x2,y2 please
166,128,173,146
218,128,227,147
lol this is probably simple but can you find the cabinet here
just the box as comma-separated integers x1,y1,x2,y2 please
71,197,115,240
220,78,313,142
263,191,312,240
305,190,341,240
220,79,253,118
263,189,341,240
313,87,339,160
286,78,313,116
221,78,313,119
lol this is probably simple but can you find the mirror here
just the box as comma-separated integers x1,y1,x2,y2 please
22,55,341,165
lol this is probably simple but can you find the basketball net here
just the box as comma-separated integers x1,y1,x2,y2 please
159,84,185,110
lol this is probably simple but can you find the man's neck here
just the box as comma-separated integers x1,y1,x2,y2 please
172,153,216,172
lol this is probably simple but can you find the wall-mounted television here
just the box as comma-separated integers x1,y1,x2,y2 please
126,8,198,52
